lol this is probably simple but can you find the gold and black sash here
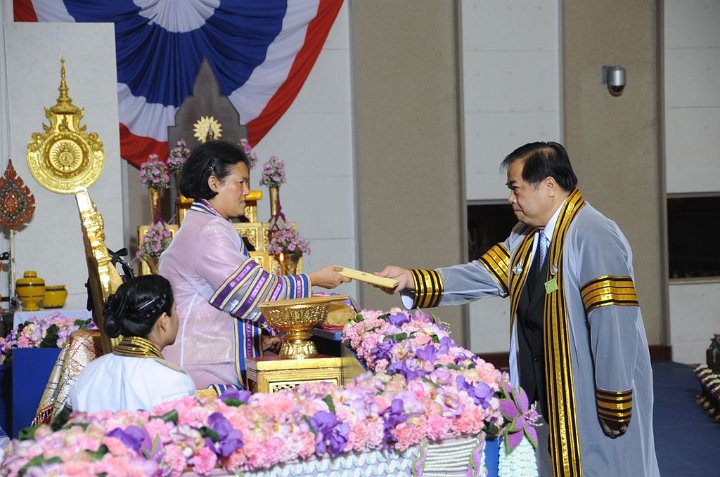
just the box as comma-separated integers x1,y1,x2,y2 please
508,224,536,330
542,189,585,476
113,336,163,359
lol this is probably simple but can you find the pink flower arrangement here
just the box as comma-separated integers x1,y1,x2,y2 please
259,155,286,188
239,138,258,169
267,221,311,256
137,220,173,259
0,312,95,365
139,153,171,189
167,139,191,176
0,309,536,475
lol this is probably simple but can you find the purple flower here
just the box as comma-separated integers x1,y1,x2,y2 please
310,411,349,458
220,387,251,404
380,399,408,445
498,382,539,450
415,343,437,362
371,339,395,362
456,376,493,407
207,412,244,457
107,425,153,455
387,360,427,382
387,311,411,327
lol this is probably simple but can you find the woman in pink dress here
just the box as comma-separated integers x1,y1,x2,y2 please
160,141,349,388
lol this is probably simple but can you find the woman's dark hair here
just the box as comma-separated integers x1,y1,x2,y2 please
179,140,250,200
501,141,578,192
103,275,174,339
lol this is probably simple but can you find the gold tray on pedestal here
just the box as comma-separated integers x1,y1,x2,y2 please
259,295,349,359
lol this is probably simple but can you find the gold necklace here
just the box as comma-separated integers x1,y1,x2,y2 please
113,336,163,359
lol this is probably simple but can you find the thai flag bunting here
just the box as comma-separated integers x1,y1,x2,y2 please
13,0,343,167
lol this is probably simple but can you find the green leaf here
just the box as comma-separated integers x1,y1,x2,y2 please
39,324,60,348
322,395,336,414
386,332,408,342
19,455,62,476
200,426,219,443
302,415,316,434
223,398,245,407
159,409,179,424
18,424,41,441
86,444,109,460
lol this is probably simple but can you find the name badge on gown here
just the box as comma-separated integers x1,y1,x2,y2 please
544,277,558,294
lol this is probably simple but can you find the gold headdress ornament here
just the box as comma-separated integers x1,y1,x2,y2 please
26,58,104,194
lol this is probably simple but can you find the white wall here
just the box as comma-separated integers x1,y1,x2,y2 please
462,0,561,353
664,0,720,363
251,2,359,300
664,0,720,194
3,23,124,310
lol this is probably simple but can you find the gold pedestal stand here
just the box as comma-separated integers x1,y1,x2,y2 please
246,355,344,394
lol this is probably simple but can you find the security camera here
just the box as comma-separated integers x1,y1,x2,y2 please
602,65,625,96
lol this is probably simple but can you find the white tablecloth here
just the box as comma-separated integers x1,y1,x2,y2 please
13,309,92,330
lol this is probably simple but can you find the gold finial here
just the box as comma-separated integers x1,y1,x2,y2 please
51,57,79,115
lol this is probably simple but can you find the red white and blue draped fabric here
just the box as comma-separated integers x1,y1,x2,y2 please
13,0,343,167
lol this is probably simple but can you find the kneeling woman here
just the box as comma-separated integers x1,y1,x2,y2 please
71,275,196,412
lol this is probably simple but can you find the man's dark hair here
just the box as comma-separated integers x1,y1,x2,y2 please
501,141,578,192
179,140,250,200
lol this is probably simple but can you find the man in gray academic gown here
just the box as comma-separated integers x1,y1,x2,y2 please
378,141,660,476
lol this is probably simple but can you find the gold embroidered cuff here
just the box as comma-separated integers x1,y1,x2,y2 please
478,243,510,295
581,275,639,314
410,269,444,309
596,388,633,424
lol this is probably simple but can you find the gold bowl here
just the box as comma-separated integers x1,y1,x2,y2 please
259,295,349,359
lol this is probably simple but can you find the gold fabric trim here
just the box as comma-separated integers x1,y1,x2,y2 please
410,269,444,309
543,189,585,476
113,336,163,359
581,275,639,313
479,243,511,295
508,225,536,332
596,388,633,422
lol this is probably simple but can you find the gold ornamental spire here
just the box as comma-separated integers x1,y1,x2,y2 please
51,58,80,116
26,58,104,194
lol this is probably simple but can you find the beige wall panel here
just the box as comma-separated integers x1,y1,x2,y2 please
350,1,466,341
563,1,666,344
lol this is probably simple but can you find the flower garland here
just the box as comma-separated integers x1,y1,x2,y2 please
0,309,537,475
0,312,95,365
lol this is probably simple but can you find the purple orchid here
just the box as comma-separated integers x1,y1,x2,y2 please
371,339,396,362
107,425,153,456
206,412,244,457
220,387,251,405
380,398,408,445
310,410,350,457
498,382,539,450
387,311,411,327
456,376,493,408
415,343,437,362
387,360,427,382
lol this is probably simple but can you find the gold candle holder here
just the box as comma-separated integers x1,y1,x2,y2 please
259,295,349,359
